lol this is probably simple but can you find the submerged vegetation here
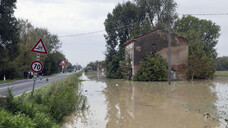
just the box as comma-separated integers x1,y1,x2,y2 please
0,72,87,127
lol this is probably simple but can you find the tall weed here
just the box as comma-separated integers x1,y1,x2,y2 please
0,109,35,128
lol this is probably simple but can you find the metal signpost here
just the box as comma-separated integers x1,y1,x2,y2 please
30,39,47,98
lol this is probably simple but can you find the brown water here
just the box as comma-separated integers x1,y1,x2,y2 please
61,72,228,128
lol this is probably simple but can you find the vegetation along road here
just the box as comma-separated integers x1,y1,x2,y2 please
0,72,75,96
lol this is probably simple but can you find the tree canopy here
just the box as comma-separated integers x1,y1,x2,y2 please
174,15,220,80
0,0,19,79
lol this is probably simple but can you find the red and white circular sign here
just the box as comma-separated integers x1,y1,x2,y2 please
31,61,43,73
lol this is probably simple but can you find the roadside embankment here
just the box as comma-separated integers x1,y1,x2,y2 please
0,72,87,128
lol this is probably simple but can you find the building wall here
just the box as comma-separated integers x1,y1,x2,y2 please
132,29,188,80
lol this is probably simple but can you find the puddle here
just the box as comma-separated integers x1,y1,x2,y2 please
61,72,228,128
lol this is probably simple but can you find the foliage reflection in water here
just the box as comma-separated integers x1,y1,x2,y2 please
61,72,228,128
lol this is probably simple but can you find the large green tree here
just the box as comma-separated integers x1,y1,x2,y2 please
174,15,220,79
104,2,139,78
0,0,19,79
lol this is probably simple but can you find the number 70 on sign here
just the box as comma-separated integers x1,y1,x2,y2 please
31,61,43,73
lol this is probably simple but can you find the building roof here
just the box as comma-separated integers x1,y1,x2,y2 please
124,28,187,47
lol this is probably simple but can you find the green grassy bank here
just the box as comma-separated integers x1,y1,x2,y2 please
215,71,228,77
0,72,86,128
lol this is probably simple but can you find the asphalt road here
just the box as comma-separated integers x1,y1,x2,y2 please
0,72,75,97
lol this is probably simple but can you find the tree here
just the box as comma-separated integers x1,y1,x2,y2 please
42,51,65,75
0,0,19,80
186,40,215,80
85,61,103,72
216,57,228,71
134,0,177,29
174,15,220,59
104,2,139,78
173,15,220,79
119,54,132,80
134,53,168,81
0,0,19,47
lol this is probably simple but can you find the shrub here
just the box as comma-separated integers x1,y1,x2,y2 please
0,109,35,128
4,89,58,128
134,53,168,81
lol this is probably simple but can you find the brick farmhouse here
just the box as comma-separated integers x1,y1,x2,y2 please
124,29,188,80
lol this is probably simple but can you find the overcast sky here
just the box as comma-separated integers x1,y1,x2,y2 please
14,0,228,67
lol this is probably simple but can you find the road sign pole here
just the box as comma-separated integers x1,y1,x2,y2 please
62,66,64,73
36,53,40,61
31,53,40,98
31,73,37,98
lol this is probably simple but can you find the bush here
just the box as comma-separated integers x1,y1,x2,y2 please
134,53,168,81
0,109,35,128
4,89,58,128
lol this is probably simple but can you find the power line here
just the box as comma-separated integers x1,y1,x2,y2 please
59,30,105,38
58,13,228,38
180,13,228,16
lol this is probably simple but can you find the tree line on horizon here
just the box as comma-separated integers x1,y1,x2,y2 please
0,0,73,80
103,0,221,80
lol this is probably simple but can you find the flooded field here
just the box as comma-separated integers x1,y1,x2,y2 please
61,72,228,128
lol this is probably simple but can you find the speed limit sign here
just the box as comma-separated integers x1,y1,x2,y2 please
31,61,43,73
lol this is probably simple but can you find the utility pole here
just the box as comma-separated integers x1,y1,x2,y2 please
168,0,172,85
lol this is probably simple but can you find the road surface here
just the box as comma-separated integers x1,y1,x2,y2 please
0,72,75,96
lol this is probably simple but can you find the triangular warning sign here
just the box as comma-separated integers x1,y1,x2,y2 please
31,39,48,54
59,59,67,66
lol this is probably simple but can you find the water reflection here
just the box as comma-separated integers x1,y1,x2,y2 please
103,81,219,128
213,77,228,125
61,73,228,128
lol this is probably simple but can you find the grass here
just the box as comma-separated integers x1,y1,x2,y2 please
215,71,228,77
0,71,87,128
0,78,29,84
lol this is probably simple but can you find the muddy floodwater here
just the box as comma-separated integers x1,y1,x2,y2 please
61,72,228,128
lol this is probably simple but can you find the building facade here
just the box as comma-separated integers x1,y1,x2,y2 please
124,29,188,80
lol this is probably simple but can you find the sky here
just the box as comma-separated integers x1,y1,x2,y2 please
14,0,228,67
